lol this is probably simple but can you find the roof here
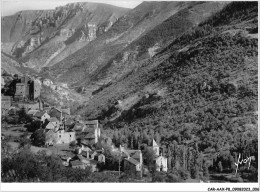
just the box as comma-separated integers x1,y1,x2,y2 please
27,110,39,115
70,160,84,166
131,151,141,160
65,118,74,125
61,108,70,115
46,122,55,129
81,139,91,146
153,139,159,147
125,157,140,166
49,117,59,122
34,111,47,118
73,123,85,131
84,133,95,139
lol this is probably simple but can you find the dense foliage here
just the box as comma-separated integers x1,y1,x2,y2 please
77,2,258,182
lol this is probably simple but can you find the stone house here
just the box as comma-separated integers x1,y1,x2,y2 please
48,117,60,127
82,120,101,144
73,122,86,132
45,129,76,145
45,122,57,131
33,111,50,122
70,154,99,172
93,153,105,163
150,139,168,172
49,107,70,121
154,155,168,172
64,118,75,131
123,157,141,177
70,160,85,169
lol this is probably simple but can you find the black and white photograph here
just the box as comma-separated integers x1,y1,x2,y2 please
0,0,259,191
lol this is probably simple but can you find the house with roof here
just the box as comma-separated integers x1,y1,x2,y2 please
48,107,70,121
73,122,86,132
45,129,76,146
48,117,60,127
154,155,168,172
33,111,50,122
124,157,142,177
152,139,160,156
93,153,105,163
149,139,167,172
27,109,39,117
120,146,143,178
70,154,99,172
45,118,60,132
70,160,85,169
64,118,75,131
82,120,101,144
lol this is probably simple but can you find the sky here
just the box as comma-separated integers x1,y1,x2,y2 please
1,0,143,16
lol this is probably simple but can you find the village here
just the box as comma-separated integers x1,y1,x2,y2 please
1,74,168,181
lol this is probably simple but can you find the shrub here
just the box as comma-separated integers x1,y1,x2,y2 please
178,168,190,180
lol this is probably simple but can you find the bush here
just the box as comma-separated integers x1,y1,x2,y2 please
25,120,42,132
178,168,190,180
166,174,180,182
152,172,167,182
31,129,46,147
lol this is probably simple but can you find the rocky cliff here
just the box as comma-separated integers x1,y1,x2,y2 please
1,2,129,70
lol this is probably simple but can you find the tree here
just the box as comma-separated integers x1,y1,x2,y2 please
26,120,42,132
31,129,46,147
18,107,32,123
143,147,155,172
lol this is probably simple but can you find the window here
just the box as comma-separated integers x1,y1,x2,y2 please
59,135,61,138
70,135,71,137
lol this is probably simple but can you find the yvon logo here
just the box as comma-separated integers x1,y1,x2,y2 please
234,153,255,175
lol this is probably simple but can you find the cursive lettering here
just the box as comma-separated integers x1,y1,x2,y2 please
234,154,255,175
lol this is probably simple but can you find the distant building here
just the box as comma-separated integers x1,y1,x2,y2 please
124,157,142,177
45,129,76,146
49,107,70,121
70,160,85,169
82,120,101,144
121,147,143,178
150,139,167,172
48,117,60,127
154,155,168,172
27,109,39,117
70,154,99,172
152,139,160,156
33,111,50,122
64,118,75,131
73,122,86,132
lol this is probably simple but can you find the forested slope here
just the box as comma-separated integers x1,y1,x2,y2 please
77,2,258,181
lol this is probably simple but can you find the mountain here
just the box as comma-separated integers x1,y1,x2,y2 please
1,52,38,76
41,1,226,91
1,2,129,70
74,1,258,181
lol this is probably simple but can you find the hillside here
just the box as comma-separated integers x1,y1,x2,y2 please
75,2,258,181
41,1,226,92
1,2,129,70
1,52,38,76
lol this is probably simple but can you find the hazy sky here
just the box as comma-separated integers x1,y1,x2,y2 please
1,0,143,16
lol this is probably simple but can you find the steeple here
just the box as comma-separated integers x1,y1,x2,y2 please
153,139,159,147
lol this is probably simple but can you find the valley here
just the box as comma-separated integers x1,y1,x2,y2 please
1,1,258,184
